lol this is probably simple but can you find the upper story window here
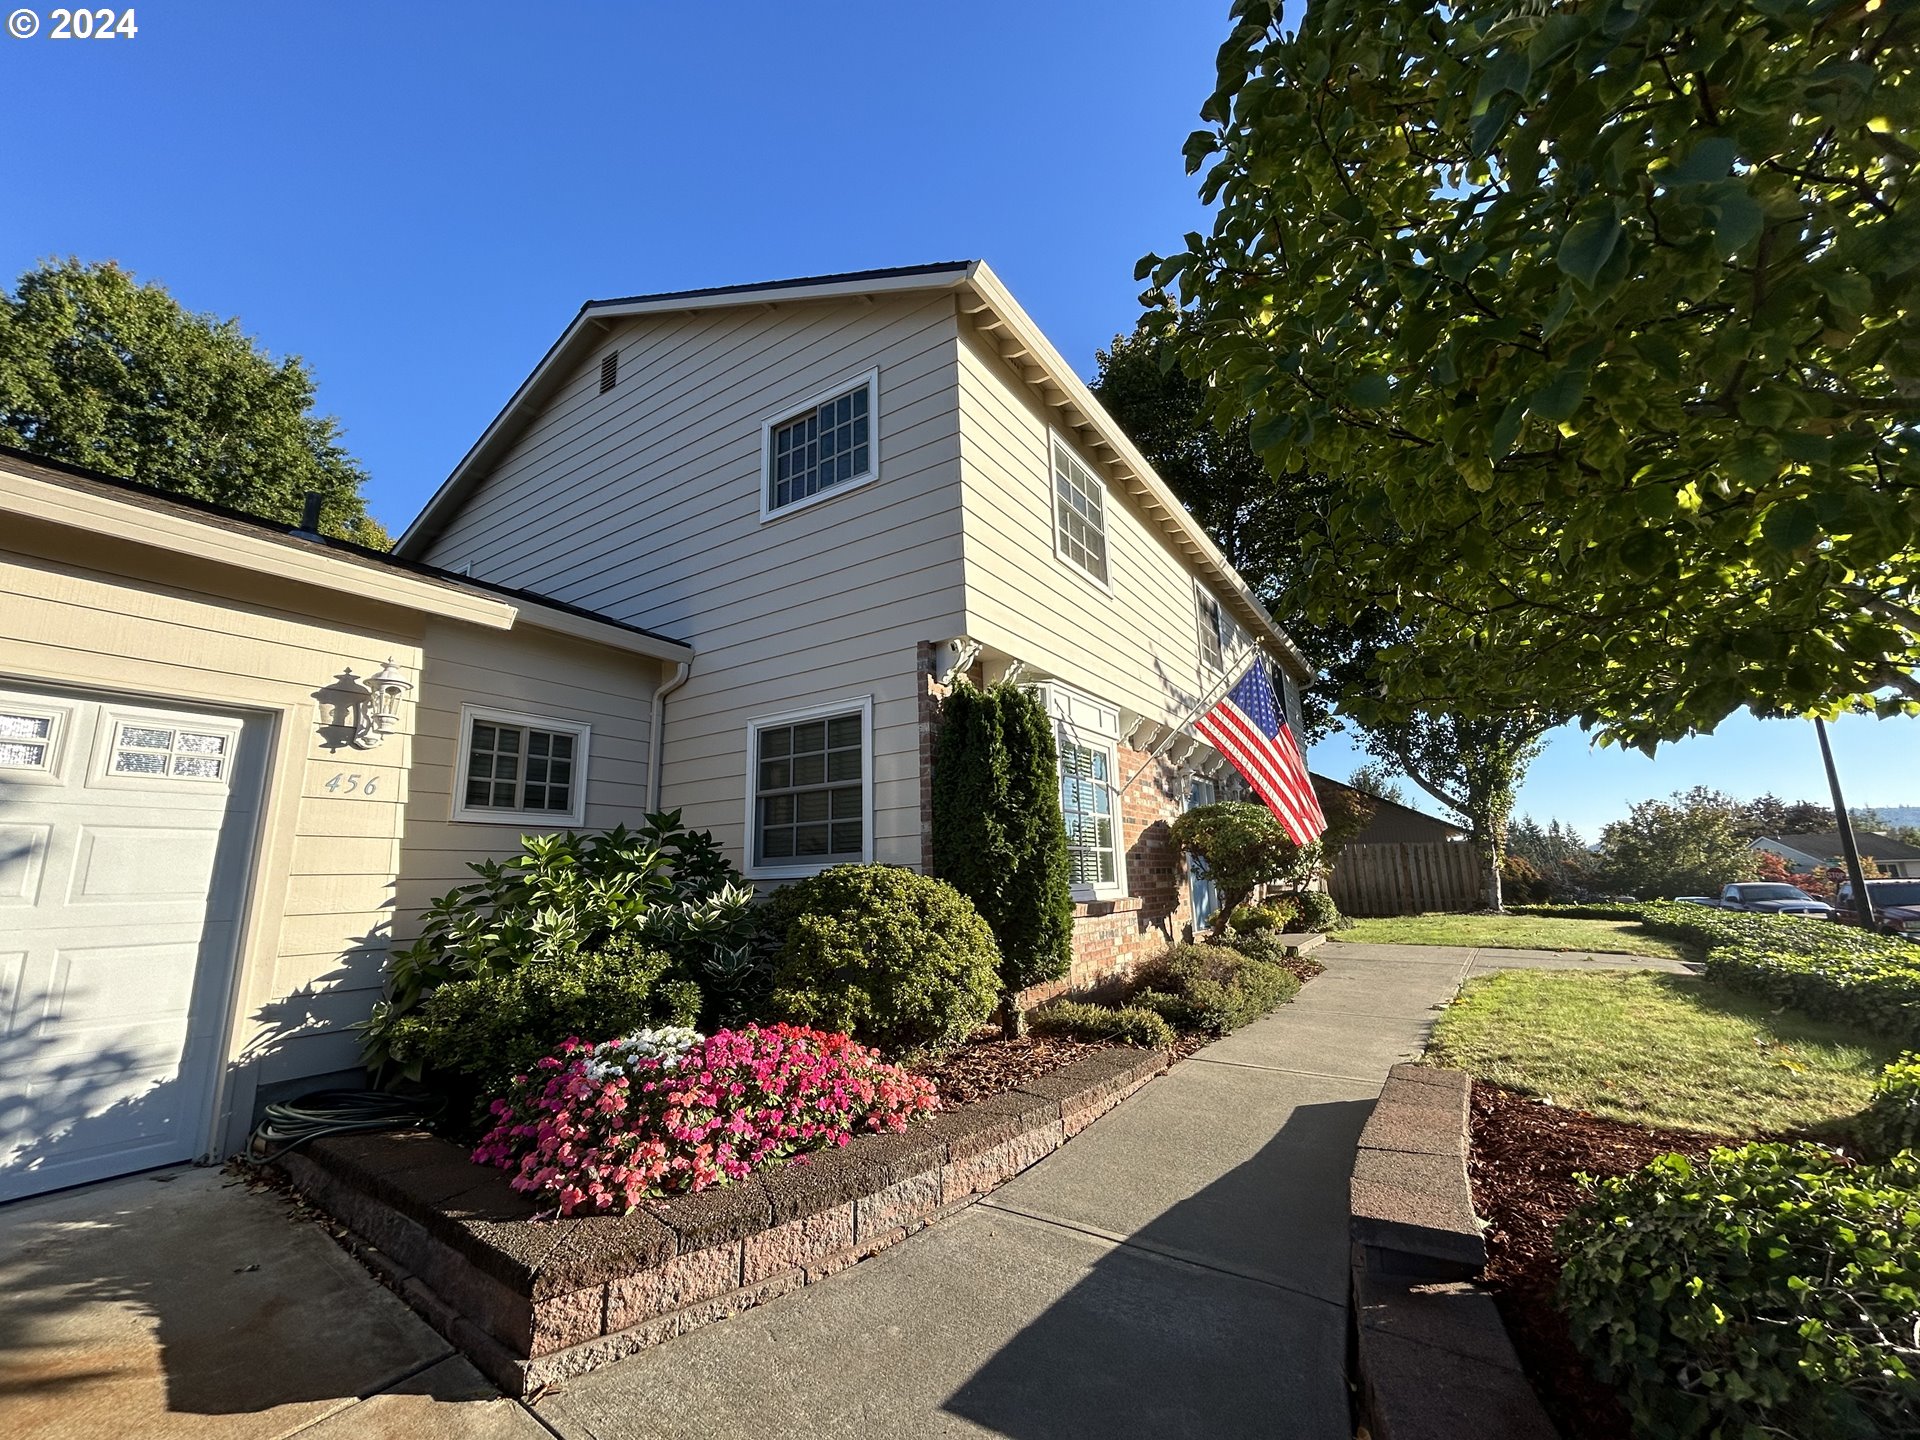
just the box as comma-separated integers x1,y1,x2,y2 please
1196,588,1225,671
747,697,873,874
763,372,878,518
453,706,590,825
1050,434,1109,585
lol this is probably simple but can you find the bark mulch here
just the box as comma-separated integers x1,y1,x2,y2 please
911,1033,1110,1107
1467,1080,1723,1440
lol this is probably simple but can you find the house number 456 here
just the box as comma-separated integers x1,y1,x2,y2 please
325,772,380,797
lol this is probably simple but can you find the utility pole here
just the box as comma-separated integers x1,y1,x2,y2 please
1814,718,1876,929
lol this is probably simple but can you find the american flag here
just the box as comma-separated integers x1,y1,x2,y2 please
1193,661,1326,845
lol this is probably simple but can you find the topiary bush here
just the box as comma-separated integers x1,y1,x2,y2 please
1856,1052,1920,1160
1027,999,1176,1049
1287,890,1350,933
761,864,1001,1055
1130,942,1301,1035
384,937,701,1112
1557,1142,1920,1439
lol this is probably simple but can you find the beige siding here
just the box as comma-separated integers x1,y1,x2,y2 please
955,324,1261,727
0,531,423,1113
420,294,970,868
396,619,665,920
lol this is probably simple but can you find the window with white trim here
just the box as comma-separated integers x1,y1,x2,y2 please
1196,588,1225,671
453,708,590,824
749,701,871,872
1059,737,1119,890
1051,434,1109,584
766,376,875,513
110,722,232,781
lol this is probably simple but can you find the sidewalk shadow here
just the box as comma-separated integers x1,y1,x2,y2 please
941,1096,1374,1439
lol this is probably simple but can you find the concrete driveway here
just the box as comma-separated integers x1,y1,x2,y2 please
0,1164,546,1440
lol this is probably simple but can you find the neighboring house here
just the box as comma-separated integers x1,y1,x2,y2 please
1752,831,1920,880
0,449,690,1199
0,260,1312,1199
397,261,1312,994
1313,775,1469,846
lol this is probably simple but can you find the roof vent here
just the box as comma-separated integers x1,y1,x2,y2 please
600,351,618,394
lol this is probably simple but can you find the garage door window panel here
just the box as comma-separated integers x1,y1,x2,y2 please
0,709,59,771
109,724,231,781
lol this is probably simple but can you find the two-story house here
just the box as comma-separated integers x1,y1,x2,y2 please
396,261,1314,990
0,261,1310,1199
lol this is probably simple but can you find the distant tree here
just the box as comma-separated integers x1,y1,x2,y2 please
1599,788,1759,899
0,258,388,546
1345,760,1406,809
1735,794,1839,839
1508,815,1597,900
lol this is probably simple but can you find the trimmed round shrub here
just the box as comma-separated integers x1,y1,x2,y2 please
1225,900,1297,936
1287,890,1349,933
1028,1000,1176,1049
1129,942,1300,1035
385,937,700,1106
1856,1052,1920,1160
761,864,1001,1055
1557,1143,1920,1439
1223,928,1302,969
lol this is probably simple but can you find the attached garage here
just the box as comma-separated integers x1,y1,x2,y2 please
0,449,692,1201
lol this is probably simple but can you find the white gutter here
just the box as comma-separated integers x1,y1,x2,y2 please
648,660,692,811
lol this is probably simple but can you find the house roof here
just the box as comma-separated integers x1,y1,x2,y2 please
1757,830,1920,864
1313,773,1470,844
0,445,693,662
393,260,1314,683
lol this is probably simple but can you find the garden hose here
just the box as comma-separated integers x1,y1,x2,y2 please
249,1088,446,1164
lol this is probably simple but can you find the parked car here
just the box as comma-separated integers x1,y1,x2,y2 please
1674,896,1718,907
1833,880,1920,940
1710,882,1834,917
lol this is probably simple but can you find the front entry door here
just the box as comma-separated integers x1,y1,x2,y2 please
1186,776,1219,930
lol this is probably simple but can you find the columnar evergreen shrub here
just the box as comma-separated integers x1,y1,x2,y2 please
1557,1143,1920,1438
761,865,1002,1055
1856,1053,1920,1160
1131,942,1300,1034
931,682,1074,997
1028,1000,1176,1049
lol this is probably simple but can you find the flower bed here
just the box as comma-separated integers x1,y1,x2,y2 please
475,1024,937,1215
276,1044,1169,1395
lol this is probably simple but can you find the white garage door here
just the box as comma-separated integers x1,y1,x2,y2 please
0,685,264,1201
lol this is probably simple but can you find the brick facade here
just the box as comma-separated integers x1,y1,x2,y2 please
917,654,1203,1008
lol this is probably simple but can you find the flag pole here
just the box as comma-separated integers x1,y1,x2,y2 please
1120,653,1261,795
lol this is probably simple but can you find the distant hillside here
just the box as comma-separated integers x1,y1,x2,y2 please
1866,805,1920,828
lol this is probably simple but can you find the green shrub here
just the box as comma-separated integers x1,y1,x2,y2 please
1225,900,1296,935
365,814,745,1076
1222,928,1303,968
1508,902,1651,921
385,937,700,1105
1856,1053,1920,1160
1028,1000,1176,1049
1637,901,1920,1045
761,865,1001,1055
1288,890,1350,932
1557,1143,1920,1439
931,681,1074,997
1129,942,1300,1034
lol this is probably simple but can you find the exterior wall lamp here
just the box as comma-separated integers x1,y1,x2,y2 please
338,658,413,749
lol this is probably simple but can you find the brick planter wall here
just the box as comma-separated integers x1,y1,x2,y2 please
278,1046,1168,1396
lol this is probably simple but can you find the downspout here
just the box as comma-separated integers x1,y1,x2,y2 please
648,660,691,812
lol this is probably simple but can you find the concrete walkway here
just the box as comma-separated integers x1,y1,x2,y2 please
531,942,1689,1439
2,943,1688,1440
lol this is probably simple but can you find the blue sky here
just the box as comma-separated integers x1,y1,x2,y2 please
3,0,1912,835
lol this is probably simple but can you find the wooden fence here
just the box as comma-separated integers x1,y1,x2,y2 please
1330,841,1484,917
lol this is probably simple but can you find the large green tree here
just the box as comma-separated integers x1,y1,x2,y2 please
0,258,388,546
1095,319,1553,908
1598,786,1759,897
1148,0,1920,752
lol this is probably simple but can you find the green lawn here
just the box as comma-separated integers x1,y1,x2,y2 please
1428,969,1897,1137
1333,912,1695,962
